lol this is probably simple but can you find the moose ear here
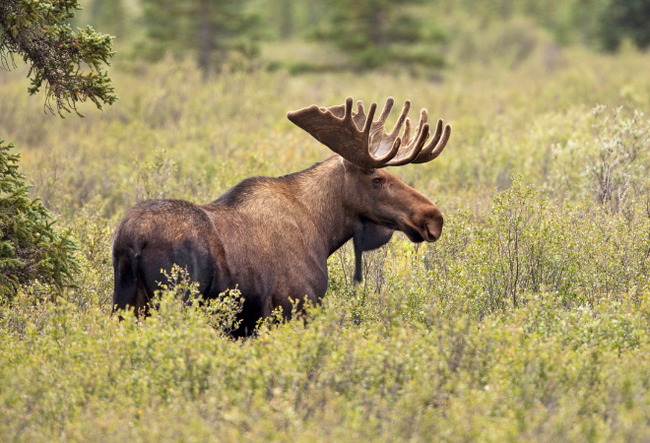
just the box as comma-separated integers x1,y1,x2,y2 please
352,219,395,283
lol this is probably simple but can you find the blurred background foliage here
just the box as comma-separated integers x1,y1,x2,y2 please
64,0,650,75
2,0,650,441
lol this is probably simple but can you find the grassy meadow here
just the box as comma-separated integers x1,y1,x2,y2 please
2,36,650,441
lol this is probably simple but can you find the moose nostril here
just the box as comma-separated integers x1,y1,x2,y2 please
427,210,443,241
428,223,442,241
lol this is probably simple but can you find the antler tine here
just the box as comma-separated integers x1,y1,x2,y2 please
402,118,413,146
377,97,395,127
412,118,452,164
354,100,366,131
369,98,409,159
343,97,354,122
362,101,378,135
412,108,428,139
383,108,431,166
388,99,410,137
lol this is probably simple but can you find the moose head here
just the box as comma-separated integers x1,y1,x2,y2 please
287,96,451,280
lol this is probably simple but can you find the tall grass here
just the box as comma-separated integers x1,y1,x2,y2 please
1,43,650,441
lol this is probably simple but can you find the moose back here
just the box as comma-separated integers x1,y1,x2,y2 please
112,97,452,336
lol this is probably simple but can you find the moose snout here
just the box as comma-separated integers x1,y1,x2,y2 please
400,206,444,243
426,208,444,241
420,207,444,242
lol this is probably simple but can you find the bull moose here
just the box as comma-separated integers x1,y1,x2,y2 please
112,96,451,336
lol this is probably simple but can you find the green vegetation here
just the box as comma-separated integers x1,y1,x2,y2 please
2,41,650,439
0,140,78,300
139,0,260,77
2,0,650,441
0,0,111,302
0,0,117,115
68,0,650,74
311,0,447,69
597,0,650,51
89,0,126,40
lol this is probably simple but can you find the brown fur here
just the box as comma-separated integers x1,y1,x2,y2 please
113,156,443,337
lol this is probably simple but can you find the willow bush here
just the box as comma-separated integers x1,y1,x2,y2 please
1,43,650,441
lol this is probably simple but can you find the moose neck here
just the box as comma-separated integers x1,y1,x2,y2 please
288,156,359,256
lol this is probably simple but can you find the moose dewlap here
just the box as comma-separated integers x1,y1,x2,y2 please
112,97,452,336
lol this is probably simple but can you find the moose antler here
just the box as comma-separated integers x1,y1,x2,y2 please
287,97,452,169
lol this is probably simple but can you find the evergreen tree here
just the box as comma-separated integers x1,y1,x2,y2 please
0,0,117,115
0,0,116,298
141,0,261,78
278,0,293,40
598,0,650,51
0,140,79,299
316,0,445,69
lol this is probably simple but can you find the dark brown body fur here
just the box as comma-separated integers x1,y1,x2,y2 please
113,156,442,336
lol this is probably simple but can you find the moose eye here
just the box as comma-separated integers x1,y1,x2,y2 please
372,178,382,186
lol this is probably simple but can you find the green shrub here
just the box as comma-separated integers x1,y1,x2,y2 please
0,48,649,441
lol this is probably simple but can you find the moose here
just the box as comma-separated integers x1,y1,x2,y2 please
112,96,451,336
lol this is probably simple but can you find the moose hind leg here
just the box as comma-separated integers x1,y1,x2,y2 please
112,254,138,314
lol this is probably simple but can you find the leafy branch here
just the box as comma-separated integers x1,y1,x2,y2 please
0,0,118,116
